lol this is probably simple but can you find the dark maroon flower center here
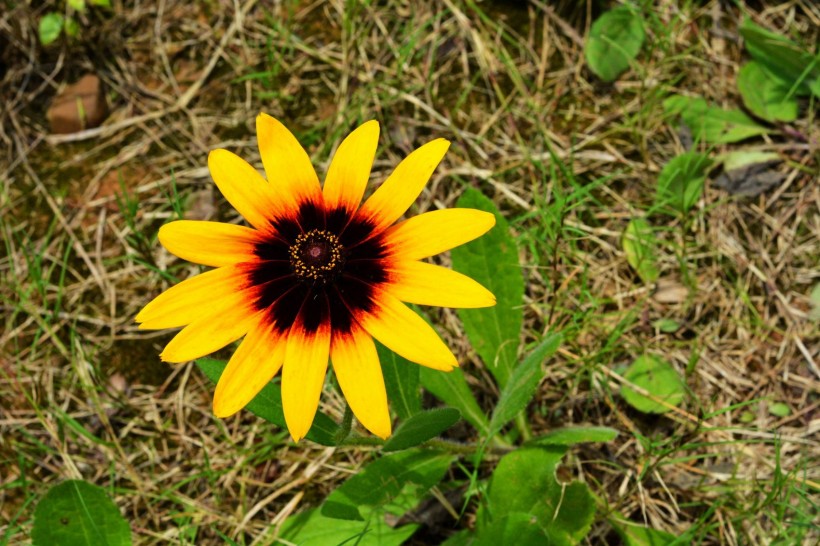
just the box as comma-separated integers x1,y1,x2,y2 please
289,229,344,284
248,202,391,334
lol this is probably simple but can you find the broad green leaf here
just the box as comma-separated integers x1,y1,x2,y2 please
549,481,597,541
475,512,559,546
195,358,339,446
737,62,798,122
32,480,131,546
440,529,472,546
322,449,454,521
652,318,680,333
716,150,780,172
488,333,562,437
740,18,819,97
585,6,645,82
655,152,712,214
585,7,645,82
39,13,64,45
622,218,659,283
609,514,678,546
378,341,420,420
621,355,686,414
526,426,619,447
663,96,768,144
68,0,86,11
278,508,418,546
420,366,490,436
383,408,461,452
768,402,791,417
452,188,523,388
478,447,595,542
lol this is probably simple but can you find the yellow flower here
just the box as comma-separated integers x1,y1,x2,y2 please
137,114,496,441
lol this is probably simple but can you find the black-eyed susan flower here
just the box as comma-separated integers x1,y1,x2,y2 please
137,114,495,441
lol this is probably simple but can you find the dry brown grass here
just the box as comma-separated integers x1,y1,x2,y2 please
1,0,818,544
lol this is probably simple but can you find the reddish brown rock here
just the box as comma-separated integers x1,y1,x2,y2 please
47,74,109,134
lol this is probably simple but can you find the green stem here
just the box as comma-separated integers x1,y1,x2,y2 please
338,435,514,457
514,412,533,442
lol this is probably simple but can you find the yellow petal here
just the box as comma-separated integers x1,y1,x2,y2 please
256,113,321,206
281,319,331,442
136,265,250,329
323,120,379,212
160,307,262,363
388,261,495,308
358,289,457,371
208,149,280,230
158,220,260,267
359,139,450,233
385,209,495,260
213,320,286,418
331,325,391,439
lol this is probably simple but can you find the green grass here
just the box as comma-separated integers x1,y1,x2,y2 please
1,0,818,544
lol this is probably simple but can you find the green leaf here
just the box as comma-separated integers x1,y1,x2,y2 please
740,18,819,97
488,333,562,437
584,6,646,82
90,0,112,6
621,355,686,414
768,402,791,417
440,529,472,546
652,318,680,333
737,62,798,122
39,13,64,45
32,480,131,546
279,508,418,546
609,515,678,546
195,358,340,446
716,150,780,172
622,218,659,283
452,188,523,388
655,152,712,214
478,447,595,542
526,426,619,447
420,366,490,436
663,96,769,144
378,342,420,420
322,449,454,521
383,408,461,452
68,0,87,11
475,512,558,546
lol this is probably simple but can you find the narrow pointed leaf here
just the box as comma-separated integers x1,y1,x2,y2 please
378,341,420,420
420,366,490,436
383,408,461,452
451,188,523,388
488,333,562,438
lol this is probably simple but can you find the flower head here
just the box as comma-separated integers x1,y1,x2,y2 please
137,114,495,441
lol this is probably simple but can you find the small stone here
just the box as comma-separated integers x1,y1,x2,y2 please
47,74,109,134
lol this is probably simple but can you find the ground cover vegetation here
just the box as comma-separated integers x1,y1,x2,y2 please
1,0,818,544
